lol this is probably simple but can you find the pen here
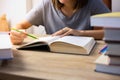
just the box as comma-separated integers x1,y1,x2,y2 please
11,28,38,39
99,45,108,54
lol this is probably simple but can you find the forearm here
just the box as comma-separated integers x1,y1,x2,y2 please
79,29,104,40
52,27,104,40
15,20,32,29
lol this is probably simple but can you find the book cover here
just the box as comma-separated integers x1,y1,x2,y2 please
91,12,120,28
105,51,120,57
0,33,13,60
95,54,120,75
104,42,120,56
108,56,120,65
106,42,120,51
17,36,96,55
104,28,120,41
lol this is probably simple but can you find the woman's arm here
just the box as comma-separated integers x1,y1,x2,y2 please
14,20,32,29
78,29,104,40
52,27,104,40
10,20,32,45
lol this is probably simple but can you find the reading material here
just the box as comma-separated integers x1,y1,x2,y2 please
104,28,120,41
108,56,120,65
104,41,120,56
0,33,13,60
95,54,120,75
17,36,96,55
91,12,120,28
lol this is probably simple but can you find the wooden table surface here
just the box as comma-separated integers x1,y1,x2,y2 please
0,40,120,80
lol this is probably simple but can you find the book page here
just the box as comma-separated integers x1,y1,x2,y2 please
38,36,60,44
18,35,95,54
52,36,94,48
22,36,60,46
49,36,95,54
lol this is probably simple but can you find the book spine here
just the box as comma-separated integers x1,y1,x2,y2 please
104,28,120,41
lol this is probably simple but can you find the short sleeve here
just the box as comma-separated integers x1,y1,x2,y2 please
90,0,110,15
25,0,45,26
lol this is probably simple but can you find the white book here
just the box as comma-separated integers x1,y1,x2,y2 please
17,36,96,55
0,32,13,60
91,12,120,28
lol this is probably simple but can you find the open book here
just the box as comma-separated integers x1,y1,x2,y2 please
17,36,96,55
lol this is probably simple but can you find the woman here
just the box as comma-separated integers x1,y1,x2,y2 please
10,0,110,44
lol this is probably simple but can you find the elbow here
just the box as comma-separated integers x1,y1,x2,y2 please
94,30,104,40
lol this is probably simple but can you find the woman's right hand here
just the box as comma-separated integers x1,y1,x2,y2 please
10,30,27,45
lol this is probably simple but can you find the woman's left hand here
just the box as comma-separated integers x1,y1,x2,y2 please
52,27,81,37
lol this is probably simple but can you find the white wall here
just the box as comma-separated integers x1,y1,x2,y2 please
0,0,32,26
112,0,120,12
0,0,45,34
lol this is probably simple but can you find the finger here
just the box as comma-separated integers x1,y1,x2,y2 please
52,29,65,36
60,30,71,37
10,30,22,37
10,34,23,40
11,39,23,45
10,31,25,43
52,27,70,36
60,28,76,37
10,36,23,45
10,34,24,45
10,31,26,38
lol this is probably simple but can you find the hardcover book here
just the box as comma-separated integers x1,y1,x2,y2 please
91,12,120,28
0,33,13,60
17,36,96,55
95,54,120,75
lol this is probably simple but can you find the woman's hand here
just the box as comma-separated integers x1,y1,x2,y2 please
10,30,27,45
52,27,82,37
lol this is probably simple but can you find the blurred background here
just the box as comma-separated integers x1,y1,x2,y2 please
0,0,120,34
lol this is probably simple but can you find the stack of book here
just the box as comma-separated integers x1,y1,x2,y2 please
95,54,120,75
91,12,120,75
0,32,13,66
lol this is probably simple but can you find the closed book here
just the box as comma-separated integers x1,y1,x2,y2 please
106,42,120,51
17,36,96,55
95,54,120,75
105,51,120,57
104,28,120,41
100,53,120,65
108,56,120,65
91,12,120,28
0,33,13,60
105,42,120,56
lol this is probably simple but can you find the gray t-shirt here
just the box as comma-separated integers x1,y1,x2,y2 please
25,0,110,34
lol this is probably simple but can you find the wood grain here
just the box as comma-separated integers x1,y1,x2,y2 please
0,40,119,80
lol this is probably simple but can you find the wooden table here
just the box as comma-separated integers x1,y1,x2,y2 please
0,40,120,80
